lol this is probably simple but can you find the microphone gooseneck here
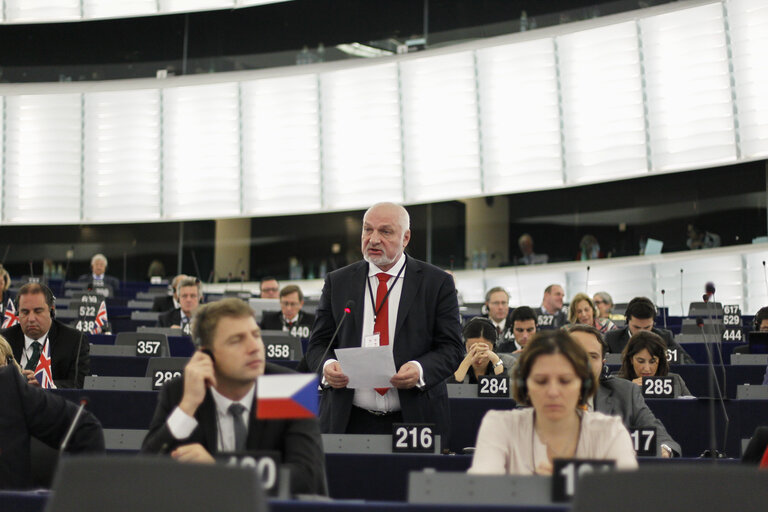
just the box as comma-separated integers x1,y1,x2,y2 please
313,300,355,374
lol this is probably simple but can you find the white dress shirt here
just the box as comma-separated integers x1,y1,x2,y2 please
166,384,256,452
20,332,50,368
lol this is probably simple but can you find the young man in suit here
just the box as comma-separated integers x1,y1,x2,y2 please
305,202,463,440
604,296,694,364
142,298,326,496
1,283,89,388
569,324,681,457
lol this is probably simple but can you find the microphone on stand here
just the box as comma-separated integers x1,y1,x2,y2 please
763,261,768,297
661,289,667,330
585,266,591,295
313,300,355,374
60,398,89,453
697,317,729,459
680,268,685,316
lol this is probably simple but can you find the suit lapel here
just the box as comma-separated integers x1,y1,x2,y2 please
595,383,614,414
395,256,422,339
9,326,24,361
197,391,219,452
349,262,368,345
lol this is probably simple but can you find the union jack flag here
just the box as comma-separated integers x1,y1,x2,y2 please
92,301,108,334
2,298,18,328
34,337,56,389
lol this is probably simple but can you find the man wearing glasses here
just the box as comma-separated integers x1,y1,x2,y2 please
259,285,315,339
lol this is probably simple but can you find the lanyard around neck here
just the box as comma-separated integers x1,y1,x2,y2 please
366,255,406,321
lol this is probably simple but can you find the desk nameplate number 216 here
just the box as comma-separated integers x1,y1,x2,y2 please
392,423,435,453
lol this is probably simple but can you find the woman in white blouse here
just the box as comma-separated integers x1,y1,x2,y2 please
468,330,637,475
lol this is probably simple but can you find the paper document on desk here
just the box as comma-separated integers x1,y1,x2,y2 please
335,346,397,388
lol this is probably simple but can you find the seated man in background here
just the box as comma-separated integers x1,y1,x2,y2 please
78,253,120,292
496,306,537,354
157,277,202,335
0,349,104,489
152,274,188,313
534,284,568,329
605,296,693,364
259,285,315,339
259,277,280,299
483,286,513,339
518,233,548,265
1,283,90,388
569,324,681,457
451,317,515,383
142,298,327,496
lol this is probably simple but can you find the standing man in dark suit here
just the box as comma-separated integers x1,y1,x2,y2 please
0,363,104,489
1,283,89,388
569,324,681,457
157,277,202,335
605,296,694,364
78,253,120,292
142,298,326,495
259,284,315,339
305,202,463,440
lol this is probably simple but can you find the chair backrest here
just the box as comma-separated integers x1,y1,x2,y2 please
45,456,267,512
115,331,170,357
130,310,161,321
572,464,768,512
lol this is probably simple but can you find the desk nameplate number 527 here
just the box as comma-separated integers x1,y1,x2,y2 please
392,423,435,453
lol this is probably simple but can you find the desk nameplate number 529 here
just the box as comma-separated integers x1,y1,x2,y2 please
642,376,674,398
392,423,435,453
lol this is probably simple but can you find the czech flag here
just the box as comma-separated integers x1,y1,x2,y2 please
256,374,318,419
2,298,18,328
34,338,57,389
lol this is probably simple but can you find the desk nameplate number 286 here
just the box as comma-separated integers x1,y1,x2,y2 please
392,423,435,453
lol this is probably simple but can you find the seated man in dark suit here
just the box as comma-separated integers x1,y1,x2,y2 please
152,274,187,313
569,324,681,457
734,306,768,355
605,296,694,364
1,283,89,388
142,298,327,496
482,286,513,339
78,253,120,292
259,284,315,339
533,284,568,329
156,277,202,335
496,306,537,354
0,360,104,489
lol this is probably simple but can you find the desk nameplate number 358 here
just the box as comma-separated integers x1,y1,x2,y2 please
392,423,435,453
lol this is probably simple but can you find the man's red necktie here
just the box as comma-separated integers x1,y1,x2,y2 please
374,272,390,395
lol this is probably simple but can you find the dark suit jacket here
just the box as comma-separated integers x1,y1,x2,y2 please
605,326,695,364
304,257,464,441
595,376,681,456
78,274,120,292
141,363,326,495
157,308,182,328
259,310,316,337
0,366,104,489
152,295,175,313
2,320,90,388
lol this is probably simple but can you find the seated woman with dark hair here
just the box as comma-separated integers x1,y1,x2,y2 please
617,331,692,397
469,330,637,475
452,317,515,384
569,293,616,333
